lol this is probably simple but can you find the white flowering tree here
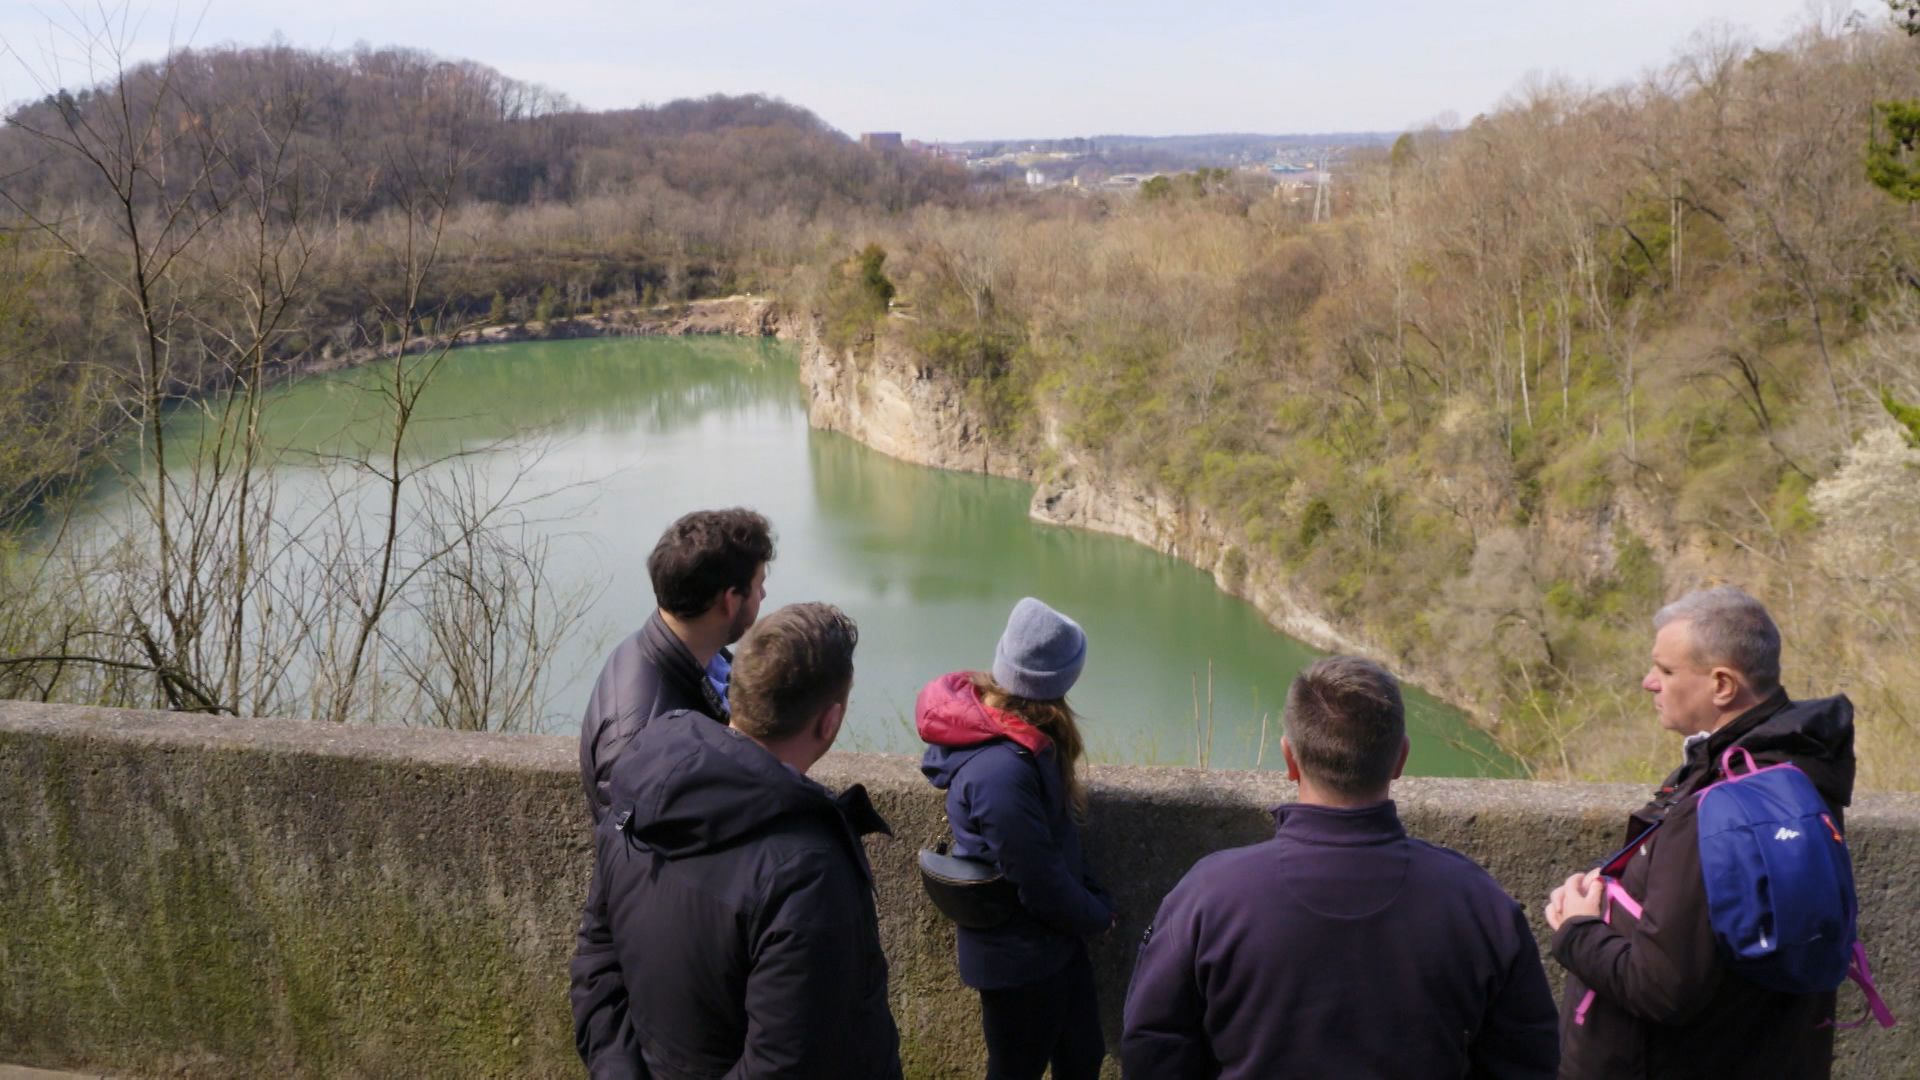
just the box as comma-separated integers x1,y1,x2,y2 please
1809,425,1920,782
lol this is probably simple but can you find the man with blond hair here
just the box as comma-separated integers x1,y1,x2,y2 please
1122,656,1558,1079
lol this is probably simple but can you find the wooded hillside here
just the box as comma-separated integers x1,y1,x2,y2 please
825,14,1920,785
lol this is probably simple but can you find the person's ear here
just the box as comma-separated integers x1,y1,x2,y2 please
816,699,846,749
1390,736,1410,781
1281,736,1302,783
1711,667,1741,708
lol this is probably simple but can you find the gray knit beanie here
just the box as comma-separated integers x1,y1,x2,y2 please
991,597,1087,701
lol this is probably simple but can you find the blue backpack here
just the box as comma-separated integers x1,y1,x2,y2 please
1697,746,1894,1025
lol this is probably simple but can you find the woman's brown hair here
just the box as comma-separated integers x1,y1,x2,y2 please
972,672,1089,817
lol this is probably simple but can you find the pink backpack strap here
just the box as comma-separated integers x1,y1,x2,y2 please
1573,875,1644,1026
1825,942,1897,1030
1719,745,1760,777
1603,878,1643,921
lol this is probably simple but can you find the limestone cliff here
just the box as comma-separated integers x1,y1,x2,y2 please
798,332,1033,481
795,324,1390,670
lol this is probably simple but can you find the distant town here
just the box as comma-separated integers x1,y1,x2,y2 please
858,130,1399,196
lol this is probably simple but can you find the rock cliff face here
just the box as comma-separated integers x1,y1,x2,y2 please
798,332,1033,481
796,326,1386,666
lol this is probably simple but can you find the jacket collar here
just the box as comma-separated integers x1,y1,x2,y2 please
811,778,891,886
1641,687,1835,831
835,783,892,840
1661,687,1793,797
1699,686,1793,770
642,610,728,719
1271,800,1407,845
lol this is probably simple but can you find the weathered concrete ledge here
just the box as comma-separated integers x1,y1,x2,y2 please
2,702,1915,1078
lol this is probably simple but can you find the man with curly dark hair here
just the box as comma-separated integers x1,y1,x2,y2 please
578,507,775,823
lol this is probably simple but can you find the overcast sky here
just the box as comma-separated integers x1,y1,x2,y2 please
0,1,1865,140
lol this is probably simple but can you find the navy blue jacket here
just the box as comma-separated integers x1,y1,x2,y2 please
1122,800,1559,1080
569,710,902,1079
918,672,1115,990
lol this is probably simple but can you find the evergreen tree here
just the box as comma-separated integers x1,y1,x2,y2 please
1868,2,1920,202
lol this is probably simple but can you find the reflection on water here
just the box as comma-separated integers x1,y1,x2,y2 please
240,337,803,462
146,336,1512,776
807,436,1012,605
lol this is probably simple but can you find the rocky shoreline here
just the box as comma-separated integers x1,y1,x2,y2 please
300,294,786,377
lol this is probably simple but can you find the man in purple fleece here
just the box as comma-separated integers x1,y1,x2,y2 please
1120,656,1559,1080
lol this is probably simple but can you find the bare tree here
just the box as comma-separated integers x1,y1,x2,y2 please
1,9,590,732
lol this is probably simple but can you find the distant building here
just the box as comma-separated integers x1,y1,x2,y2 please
1025,168,1047,187
861,132,904,151
905,139,970,164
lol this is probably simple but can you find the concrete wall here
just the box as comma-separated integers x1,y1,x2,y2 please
2,702,1914,1078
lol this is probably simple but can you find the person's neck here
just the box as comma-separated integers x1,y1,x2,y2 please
1706,688,1771,734
746,733,818,775
1294,777,1391,809
660,609,722,667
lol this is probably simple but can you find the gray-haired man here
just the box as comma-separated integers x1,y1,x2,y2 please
1546,586,1857,1079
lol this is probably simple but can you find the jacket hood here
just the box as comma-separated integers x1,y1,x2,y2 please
916,672,1052,753
1704,690,1856,808
916,672,1054,790
1735,692,1855,807
609,710,888,860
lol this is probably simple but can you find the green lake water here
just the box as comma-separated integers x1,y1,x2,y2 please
144,336,1512,775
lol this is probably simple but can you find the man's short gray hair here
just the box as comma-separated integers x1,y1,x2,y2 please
1652,586,1781,693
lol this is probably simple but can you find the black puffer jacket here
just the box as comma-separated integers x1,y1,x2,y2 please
1553,690,1856,1080
579,611,729,823
569,710,902,1080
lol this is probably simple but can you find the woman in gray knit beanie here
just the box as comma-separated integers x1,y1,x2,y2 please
915,597,1113,1080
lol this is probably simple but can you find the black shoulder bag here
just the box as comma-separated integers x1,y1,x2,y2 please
917,842,1019,929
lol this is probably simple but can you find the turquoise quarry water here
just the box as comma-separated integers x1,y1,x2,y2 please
140,336,1511,774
